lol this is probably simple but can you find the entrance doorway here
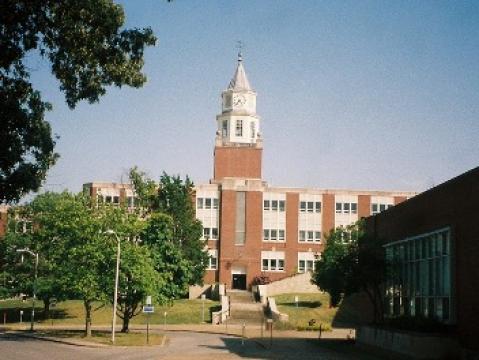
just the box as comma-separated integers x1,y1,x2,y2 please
231,265,247,290
232,274,247,290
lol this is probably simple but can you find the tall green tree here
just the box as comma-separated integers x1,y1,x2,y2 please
99,205,161,333
141,213,195,300
129,169,208,288
115,241,160,333
0,1,156,203
156,173,208,286
312,221,388,323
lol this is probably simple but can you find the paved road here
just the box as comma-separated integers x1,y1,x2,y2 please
0,331,381,360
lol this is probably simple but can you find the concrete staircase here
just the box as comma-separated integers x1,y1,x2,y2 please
227,290,265,325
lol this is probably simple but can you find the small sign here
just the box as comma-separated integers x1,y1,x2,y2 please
146,296,152,306
142,306,155,313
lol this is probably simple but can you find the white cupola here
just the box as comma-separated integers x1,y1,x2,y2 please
216,53,261,146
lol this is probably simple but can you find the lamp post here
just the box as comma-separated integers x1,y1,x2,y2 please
104,230,120,344
17,248,38,331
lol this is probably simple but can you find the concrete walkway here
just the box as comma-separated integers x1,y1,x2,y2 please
1,326,381,360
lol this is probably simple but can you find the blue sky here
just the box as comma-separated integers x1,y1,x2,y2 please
30,0,479,194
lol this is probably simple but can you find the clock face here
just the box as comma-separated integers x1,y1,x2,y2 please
233,94,246,107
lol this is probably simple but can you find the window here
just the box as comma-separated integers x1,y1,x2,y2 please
235,119,243,137
270,259,277,271
203,228,210,239
300,201,306,212
271,229,277,241
351,203,357,214
315,202,321,213
263,229,286,242
197,198,204,209
127,196,135,208
250,122,255,139
224,94,232,108
372,203,393,215
205,198,212,209
263,198,285,212
385,228,452,322
272,200,278,211
298,252,318,273
264,200,270,211
336,202,357,214
213,198,219,209
336,202,342,213
203,227,218,240
262,259,269,271
298,260,306,272
235,191,246,245
307,202,314,213
105,196,112,203
208,250,218,270
298,230,321,243
222,120,228,137
261,251,285,272
299,231,306,242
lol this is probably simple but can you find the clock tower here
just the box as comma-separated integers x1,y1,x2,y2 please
213,53,263,181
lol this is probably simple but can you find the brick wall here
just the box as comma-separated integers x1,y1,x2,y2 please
213,146,262,180
322,194,335,239
365,166,479,351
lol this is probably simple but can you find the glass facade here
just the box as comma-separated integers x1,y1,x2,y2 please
385,228,453,322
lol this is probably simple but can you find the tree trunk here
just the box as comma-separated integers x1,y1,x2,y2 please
43,297,50,320
121,313,130,333
84,300,92,337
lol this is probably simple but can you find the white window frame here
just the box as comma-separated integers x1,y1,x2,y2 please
235,119,243,137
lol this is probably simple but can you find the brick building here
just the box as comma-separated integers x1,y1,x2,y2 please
364,166,479,353
84,54,416,290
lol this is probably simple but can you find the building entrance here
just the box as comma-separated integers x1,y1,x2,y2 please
231,265,247,290
232,274,247,290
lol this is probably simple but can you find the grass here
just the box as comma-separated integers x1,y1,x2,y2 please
0,298,220,326
33,329,166,346
274,293,335,331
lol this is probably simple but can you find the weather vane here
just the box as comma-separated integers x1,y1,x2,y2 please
236,40,244,61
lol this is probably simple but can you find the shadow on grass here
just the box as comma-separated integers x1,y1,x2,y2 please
279,301,322,308
0,307,79,324
332,292,374,328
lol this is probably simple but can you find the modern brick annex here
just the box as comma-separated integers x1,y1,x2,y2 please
364,166,479,353
84,54,416,291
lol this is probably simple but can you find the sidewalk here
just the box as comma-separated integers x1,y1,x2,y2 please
1,322,355,346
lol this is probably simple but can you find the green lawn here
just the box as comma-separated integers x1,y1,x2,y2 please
273,292,370,331
0,298,220,326
274,293,336,331
33,329,166,346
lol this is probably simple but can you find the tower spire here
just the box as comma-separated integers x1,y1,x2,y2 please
228,42,252,91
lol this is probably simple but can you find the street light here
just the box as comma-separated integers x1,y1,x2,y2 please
104,229,120,344
17,248,38,331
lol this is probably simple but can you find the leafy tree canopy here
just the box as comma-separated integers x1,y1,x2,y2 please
129,168,209,286
0,1,156,203
312,221,388,323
